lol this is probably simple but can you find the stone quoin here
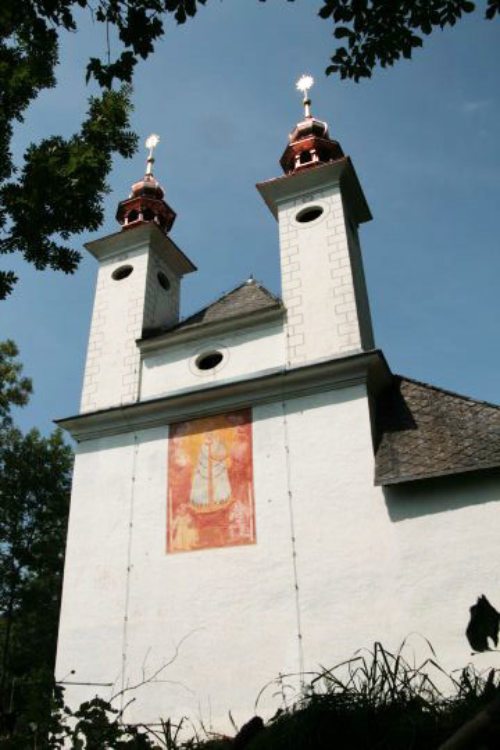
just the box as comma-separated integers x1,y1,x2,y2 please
55,78,500,733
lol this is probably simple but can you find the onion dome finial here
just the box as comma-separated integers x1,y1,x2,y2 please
279,75,344,175
116,133,176,234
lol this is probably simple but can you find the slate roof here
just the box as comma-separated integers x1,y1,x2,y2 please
374,376,500,485
142,280,283,340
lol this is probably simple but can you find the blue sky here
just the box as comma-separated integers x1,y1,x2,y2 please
2,2,499,435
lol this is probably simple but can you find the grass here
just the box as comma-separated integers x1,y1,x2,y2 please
186,641,500,750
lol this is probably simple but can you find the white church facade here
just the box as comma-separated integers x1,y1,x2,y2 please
55,81,500,732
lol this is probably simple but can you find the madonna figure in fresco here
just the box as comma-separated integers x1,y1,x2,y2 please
190,433,232,512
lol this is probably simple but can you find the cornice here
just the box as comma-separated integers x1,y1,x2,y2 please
84,223,196,275
138,305,285,353
256,157,372,225
56,350,390,443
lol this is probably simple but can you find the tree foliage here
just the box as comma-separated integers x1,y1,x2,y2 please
0,343,72,745
0,89,137,298
315,0,500,81
63,697,160,748
0,340,32,429
0,0,497,298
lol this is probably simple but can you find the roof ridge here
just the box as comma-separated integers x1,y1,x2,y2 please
395,374,500,412
174,277,282,329
250,279,283,305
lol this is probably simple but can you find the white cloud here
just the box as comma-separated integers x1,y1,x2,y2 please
461,99,491,114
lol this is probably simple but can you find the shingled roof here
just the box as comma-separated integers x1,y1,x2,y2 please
374,376,500,485
142,279,283,340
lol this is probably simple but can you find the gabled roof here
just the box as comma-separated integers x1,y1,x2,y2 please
141,279,283,341
374,376,500,485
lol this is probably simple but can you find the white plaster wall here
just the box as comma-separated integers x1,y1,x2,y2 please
56,431,142,695
143,248,180,332
81,243,181,414
278,184,371,365
140,320,285,400
56,414,300,729
381,474,500,676
282,387,396,671
81,247,149,413
57,388,500,734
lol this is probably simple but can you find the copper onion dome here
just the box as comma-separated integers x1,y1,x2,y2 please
280,75,344,175
116,134,176,234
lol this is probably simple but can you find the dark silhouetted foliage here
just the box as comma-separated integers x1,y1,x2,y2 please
0,343,72,747
315,0,499,81
195,643,500,750
39,642,500,749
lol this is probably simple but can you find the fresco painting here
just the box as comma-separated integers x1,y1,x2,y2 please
167,409,255,553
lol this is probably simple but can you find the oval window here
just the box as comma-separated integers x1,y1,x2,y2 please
195,351,224,371
112,264,133,281
157,271,170,291
295,206,324,224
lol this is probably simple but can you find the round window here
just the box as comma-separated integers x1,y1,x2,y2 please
157,271,170,291
195,351,224,371
112,264,133,281
295,206,324,224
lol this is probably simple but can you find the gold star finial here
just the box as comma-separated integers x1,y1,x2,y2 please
296,75,314,118
145,133,160,175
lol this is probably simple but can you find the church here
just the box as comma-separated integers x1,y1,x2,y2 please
55,77,500,732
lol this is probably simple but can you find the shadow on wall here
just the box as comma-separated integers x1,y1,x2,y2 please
466,594,500,652
383,469,500,522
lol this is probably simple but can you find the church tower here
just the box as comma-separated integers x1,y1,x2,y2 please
258,75,374,366
80,135,195,412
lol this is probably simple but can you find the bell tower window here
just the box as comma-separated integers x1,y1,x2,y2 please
157,271,170,291
112,264,134,281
